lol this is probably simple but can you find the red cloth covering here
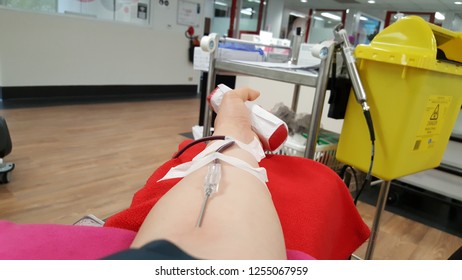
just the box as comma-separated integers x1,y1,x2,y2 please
105,140,370,260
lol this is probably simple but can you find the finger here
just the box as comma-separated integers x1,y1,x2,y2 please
230,87,260,102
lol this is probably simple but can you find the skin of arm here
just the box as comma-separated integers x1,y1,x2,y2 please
131,88,287,260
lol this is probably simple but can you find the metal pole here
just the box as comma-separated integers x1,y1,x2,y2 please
202,48,217,138
365,180,392,260
291,84,300,112
235,0,242,38
304,43,335,159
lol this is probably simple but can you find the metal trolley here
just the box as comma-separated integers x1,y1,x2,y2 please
198,26,395,260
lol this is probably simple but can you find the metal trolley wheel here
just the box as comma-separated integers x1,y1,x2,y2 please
0,163,14,184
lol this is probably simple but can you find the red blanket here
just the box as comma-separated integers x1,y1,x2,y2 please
105,140,370,260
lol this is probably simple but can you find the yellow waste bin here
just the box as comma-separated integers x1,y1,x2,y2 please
336,16,462,181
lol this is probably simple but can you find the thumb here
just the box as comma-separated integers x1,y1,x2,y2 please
231,87,260,102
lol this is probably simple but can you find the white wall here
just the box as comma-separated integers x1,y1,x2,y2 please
453,110,462,136
453,14,462,31
203,0,214,20
0,0,205,87
264,0,284,37
0,54,3,86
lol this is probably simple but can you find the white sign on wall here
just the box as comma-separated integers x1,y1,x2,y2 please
177,0,201,27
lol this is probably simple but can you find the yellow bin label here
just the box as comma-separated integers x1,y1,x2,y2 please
414,95,453,152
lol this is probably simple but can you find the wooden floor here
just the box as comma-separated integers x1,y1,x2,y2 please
0,96,460,260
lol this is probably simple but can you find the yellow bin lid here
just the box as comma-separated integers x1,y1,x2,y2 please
355,16,462,76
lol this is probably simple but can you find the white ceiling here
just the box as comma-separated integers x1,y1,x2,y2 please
283,0,462,13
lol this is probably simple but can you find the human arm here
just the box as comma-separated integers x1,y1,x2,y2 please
130,87,287,259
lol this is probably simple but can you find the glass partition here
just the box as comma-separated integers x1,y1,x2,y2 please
0,0,57,12
0,0,151,25
353,12,382,46
212,0,233,36
237,0,265,36
385,11,435,27
307,9,346,44
211,0,265,38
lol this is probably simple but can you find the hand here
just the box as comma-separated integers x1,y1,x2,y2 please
213,87,260,143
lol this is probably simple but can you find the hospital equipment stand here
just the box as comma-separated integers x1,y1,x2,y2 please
364,180,391,259
334,26,388,260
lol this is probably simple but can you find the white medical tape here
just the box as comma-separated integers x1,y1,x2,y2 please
158,152,268,184
193,136,265,162
200,33,217,52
